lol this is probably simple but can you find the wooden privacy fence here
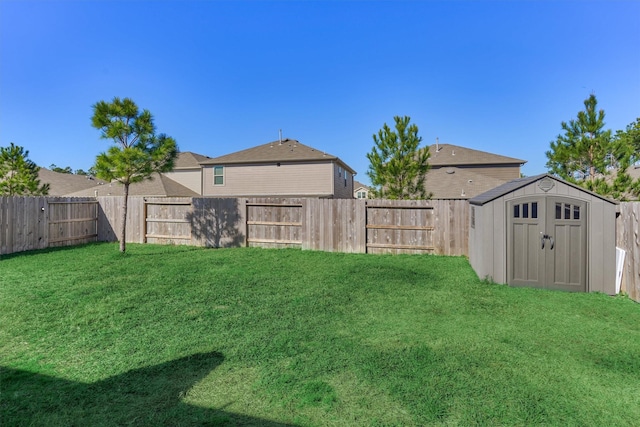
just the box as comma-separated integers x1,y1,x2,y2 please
616,202,640,302
0,197,98,255
246,199,303,248
95,197,469,256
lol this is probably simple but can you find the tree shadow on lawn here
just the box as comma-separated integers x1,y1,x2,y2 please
1,351,295,426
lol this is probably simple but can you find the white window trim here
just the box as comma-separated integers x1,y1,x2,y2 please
213,165,225,186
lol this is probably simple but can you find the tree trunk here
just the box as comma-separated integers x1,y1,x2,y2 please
119,182,129,253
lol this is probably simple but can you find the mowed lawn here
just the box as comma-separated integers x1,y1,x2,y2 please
1,244,639,426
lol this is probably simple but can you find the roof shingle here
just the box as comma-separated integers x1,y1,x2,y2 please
200,139,356,173
428,144,526,167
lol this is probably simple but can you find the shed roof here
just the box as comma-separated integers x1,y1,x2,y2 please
200,139,356,174
468,173,618,206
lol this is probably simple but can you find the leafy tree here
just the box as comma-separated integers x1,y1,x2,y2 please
545,94,613,189
0,143,49,196
91,97,177,252
75,169,88,176
366,116,431,199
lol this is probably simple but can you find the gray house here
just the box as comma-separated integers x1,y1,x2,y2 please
468,174,618,294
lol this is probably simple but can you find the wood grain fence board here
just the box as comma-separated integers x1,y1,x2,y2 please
144,198,192,245
616,202,640,302
0,197,6,254
190,198,245,248
47,198,98,248
365,200,436,255
246,198,303,248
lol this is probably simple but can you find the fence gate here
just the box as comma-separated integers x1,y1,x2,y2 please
366,204,435,254
48,199,98,247
143,200,192,245
245,201,303,248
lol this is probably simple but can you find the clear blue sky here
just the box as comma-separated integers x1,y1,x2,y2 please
1,1,639,184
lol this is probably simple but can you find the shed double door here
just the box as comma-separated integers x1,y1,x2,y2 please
507,196,587,292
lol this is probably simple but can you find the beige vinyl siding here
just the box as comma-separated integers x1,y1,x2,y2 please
163,170,202,194
461,165,521,181
202,162,334,197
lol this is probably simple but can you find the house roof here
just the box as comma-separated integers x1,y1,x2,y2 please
426,167,508,199
469,173,618,206
38,168,108,196
200,139,357,174
173,151,211,170
64,173,199,197
428,143,526,167
354,180,370,191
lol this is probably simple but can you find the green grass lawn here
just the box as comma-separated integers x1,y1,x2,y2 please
1,243,639,426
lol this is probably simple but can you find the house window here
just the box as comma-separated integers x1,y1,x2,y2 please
213,166,224,185
344,171,349,187
356,191,367,199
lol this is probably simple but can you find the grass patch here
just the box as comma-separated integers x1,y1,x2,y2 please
1,243,639,426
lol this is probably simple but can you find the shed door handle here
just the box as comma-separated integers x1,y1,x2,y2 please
541,235,545,249
549,236,555,250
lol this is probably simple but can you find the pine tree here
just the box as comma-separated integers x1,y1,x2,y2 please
366,116,431,199
0,143,49,196
611,117,640,199
91,97,177,253
545,94,613,190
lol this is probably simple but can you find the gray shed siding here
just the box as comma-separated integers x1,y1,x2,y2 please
469,175,617,294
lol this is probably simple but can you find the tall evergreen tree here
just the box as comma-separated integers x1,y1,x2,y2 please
611,117,640,199
366,116,431,200
0,143,49,196
545,94,613,190
91,97,177,253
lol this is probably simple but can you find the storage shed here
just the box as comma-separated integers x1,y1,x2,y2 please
468,174,618,294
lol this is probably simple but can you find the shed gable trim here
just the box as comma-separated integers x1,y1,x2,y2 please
469,174,618,206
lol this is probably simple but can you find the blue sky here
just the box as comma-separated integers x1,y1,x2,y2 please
1,0,639,184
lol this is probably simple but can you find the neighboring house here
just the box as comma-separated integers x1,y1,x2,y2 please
425,143,526,199
163,151,211,195
199,139,356,198
65,173,199,197
38,168,108,196
354,181,370,199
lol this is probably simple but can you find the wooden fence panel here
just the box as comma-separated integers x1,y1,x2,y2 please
365,200,436,255
616,202,640,302
144,198,192,245
245,198,303,248
304,199,367,253
47,198,98,248
190,198,246,247
0,197,97,254
96,196,147,243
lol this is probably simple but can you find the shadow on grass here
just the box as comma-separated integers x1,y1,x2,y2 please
1,351,295,426
0,242,107,261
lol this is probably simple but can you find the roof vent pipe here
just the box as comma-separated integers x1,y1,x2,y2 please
436,137,439,152
279,129,283,144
